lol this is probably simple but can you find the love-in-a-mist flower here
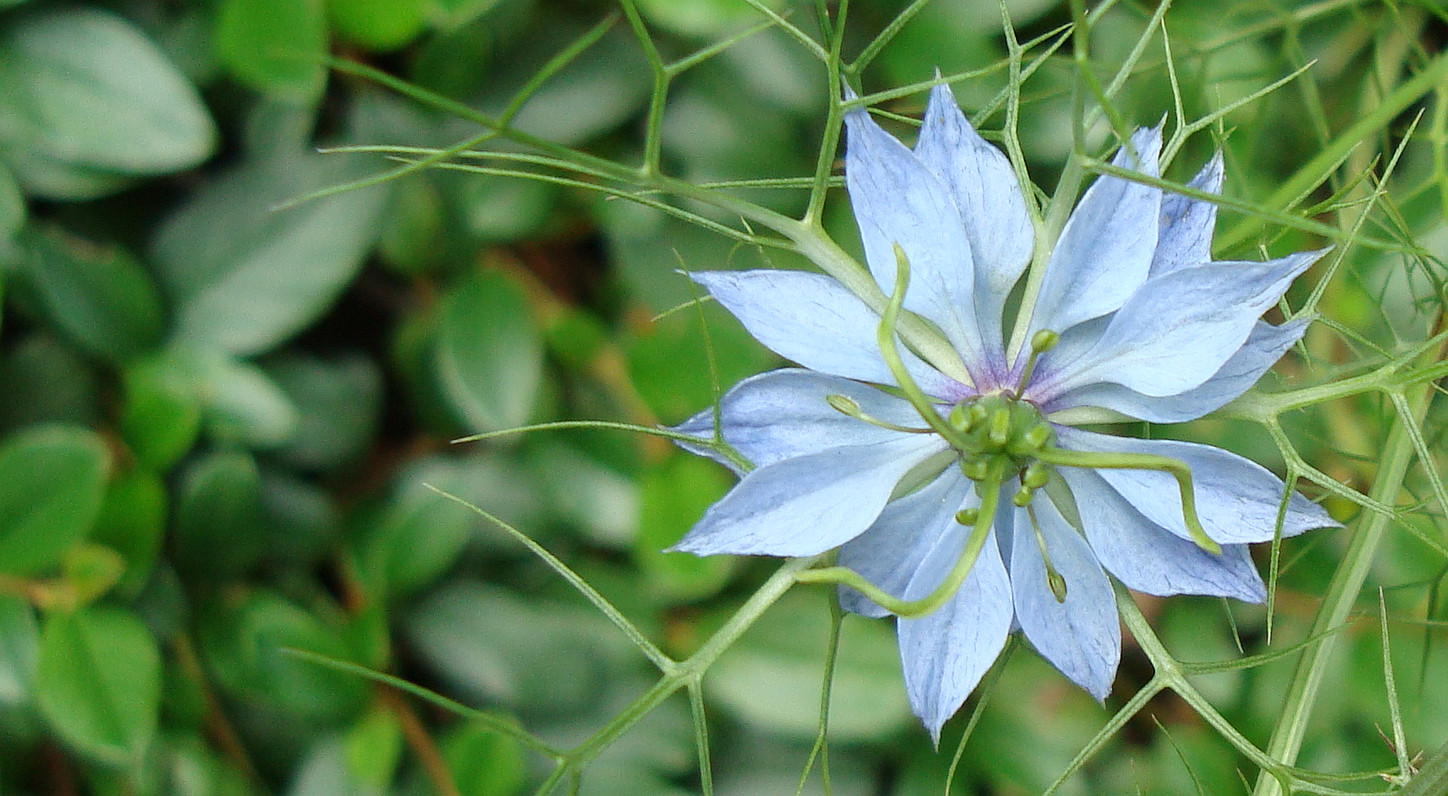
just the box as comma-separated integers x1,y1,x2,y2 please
669,83,1337,740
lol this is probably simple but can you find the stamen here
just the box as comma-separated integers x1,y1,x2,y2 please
1013,329,1060,397
1026,504,1068,603
1034,446,1223,555
954,508,979,526
826,394,934,434
988,406,1011,448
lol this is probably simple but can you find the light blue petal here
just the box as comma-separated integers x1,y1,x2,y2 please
844,100,989,376
672,435,949,557
914,83,1035,378
673,369,928,474
1028,128,1162,336
1152,152,1225,276
1010,498,1120,700
1045,318,1309,423
1059,468,1266,602
692,270,967,400
897,521,1012,742
1035,250,1325,398
1055,427,1340,545
837,468,976,618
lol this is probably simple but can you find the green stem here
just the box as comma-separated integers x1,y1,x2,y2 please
1034,447,1221,555
1250,375,1436,796
794,459,1005,618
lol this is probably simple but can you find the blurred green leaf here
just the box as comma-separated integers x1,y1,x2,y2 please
15,229,164,363
442,719,527,796
632,0,785,38
0,335,101,434
0,7,216,199
202,591,367,720
352,453,543,600
267,353,382,472
435,269,543,433
709,592,911,742
35,605,161,764
0,595,38,706
329,0,427,52
529,441,638,547
624,306,772,424
214,0,327,100
343,707,403,789
92,468,167,597
180,350,299,449
635,455,734,602
0,164,22,243
257,470,342,568
172,450,264,580
151,123,389,357
0,425,111,577
287,737,382,796
450,176,558,242
120,355,203,472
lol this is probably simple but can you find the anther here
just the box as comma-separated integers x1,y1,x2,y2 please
948,403,974,432
826,393,933,434
1026,504,1068,603
961,458,990,481
1022,462,1051,489
1012,486,1035,507
1014,328,1060,397
988,407,1011,448
954,508,979,526
1021,423,1053,452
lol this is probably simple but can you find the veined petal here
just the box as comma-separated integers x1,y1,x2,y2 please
1045,318,1310,423
1152,152,1225,276
1055,427,1339,545
838,468,976,618
1028,128,1162,336
1010,497,1119,700
692,270,966,400
914,83,1034,374
1036,250,1325,399
844,101,989,374
671,434,949,557
1060,468,1267,602
897,520,1012,742
673,369,928,474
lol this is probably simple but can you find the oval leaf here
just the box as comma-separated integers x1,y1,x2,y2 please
435,270,543,433
0,425,111,576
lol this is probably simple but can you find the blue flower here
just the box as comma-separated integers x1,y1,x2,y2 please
670,83,1337,740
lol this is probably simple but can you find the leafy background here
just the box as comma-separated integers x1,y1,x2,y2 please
0,0,1446,794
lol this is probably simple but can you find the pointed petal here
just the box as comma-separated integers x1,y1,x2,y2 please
672,435,948,557
1036,250,1325,399
897,524,1013,742
1152,152,1225,276
844,103,989,372
914,83,1034,372
837,468,976,618
1055,427,1340,545
692,270,967,400
1029,128,1162,336
1060,469,1266,602
673,369,928,474
1010,498,1120,700
1045,318,1309,423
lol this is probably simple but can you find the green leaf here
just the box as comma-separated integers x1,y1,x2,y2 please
200,591,367,720
435,269,543,433
632,0,786,38
34,606,161,764
442,720,527,796
214,0,327,100
266,353,382,472
172,450,263,580
120,355,203,471
0,7,216,199
709,592,912,742
328,0,427,52
92,468,167,597
343,707,404,789
0,425,111,577
15,228,164,363
0,595,38,706
179,350,299,449
0,163,22,242
635,455,735,601
0,335,101,435
151,133,389,357
351,453,543,600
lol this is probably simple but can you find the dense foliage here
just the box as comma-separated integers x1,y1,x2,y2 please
1,0,1447,794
